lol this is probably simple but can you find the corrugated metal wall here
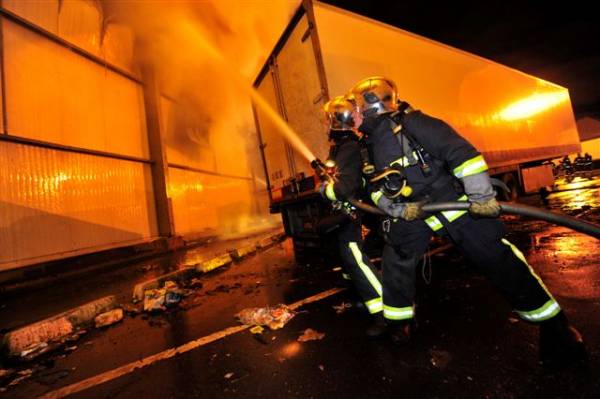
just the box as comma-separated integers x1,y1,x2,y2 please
0,141,157,269
0,0,275,272
0,0,157,271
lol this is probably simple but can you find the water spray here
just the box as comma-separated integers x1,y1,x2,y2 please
179,20,315,163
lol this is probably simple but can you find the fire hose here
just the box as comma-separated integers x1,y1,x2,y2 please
310,158,600,239
347,199,600,239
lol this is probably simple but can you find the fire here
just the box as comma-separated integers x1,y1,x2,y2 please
101,1,302,235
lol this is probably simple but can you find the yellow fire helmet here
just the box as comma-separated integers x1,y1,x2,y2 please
323,95,355,131
349,76,398,118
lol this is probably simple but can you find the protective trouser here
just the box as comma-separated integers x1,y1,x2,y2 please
382,212,560,324
337,218,383,315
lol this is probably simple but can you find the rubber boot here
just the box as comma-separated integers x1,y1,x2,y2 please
539,311,588,371
365,313,387,339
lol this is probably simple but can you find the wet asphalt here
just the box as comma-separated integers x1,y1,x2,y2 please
2,175,600,398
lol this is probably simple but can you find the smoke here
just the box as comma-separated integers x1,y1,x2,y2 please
102,0,299,236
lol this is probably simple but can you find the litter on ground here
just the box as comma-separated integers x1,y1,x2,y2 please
297,328,325,342
235,304,295,330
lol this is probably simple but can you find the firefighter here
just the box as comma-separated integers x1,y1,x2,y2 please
348,76,587,369
318,95,385,337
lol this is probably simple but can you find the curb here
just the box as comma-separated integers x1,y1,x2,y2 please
133,231,286,300
230,244,257,260
2,296,117,356
132,267,196,302
196,253,233,273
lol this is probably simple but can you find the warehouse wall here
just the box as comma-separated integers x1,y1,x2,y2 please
0,0,276,272
0,0,159,271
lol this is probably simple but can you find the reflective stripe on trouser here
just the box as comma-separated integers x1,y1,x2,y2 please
502,239,561,322
337,220,382,314
349,242,383,314
366,297,383,314
447,216,558,322
383,305,414,320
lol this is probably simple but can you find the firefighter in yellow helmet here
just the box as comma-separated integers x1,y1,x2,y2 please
349,76,586,369
318,95,385,337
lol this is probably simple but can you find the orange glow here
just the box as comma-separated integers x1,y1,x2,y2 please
496,91,569,121
279,341,302,358
176,19,316,163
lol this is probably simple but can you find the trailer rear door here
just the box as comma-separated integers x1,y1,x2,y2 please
253,8,329,202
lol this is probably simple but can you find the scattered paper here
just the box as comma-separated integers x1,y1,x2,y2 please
297,328,325,342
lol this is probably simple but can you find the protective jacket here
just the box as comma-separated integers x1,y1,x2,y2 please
323,131,364,202
363,110,491,231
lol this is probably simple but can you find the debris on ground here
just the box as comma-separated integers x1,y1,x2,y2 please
144,288,167,311
429,349,452,370
62,330,86,343
188,278,204,289
250,326,265,334
297,328,325,342
508,316,519,324
7,369,33,387
318,365,325,371
18,341,56,361
94,308,124,328
224,372,234,379
332,302,352,314
143,281,185,311
235,304,295,330
122,303,142,316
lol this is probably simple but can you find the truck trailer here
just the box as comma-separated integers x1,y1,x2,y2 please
252,0,581,259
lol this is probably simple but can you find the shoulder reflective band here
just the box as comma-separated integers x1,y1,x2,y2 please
365,297,383,314
348,242,382,297
371,190,384,205
325,182,337,201
383,305,414,320
453,155,488,178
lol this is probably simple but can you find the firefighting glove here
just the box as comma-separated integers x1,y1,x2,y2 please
469,198,501,218
372,192,424,221
462,172,501,217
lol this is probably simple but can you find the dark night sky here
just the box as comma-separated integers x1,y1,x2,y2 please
325,1,600,119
